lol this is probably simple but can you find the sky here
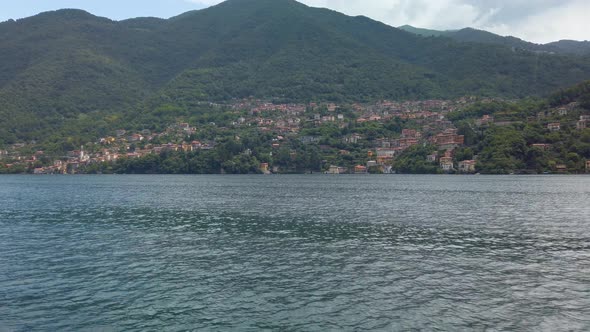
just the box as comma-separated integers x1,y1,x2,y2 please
1,0,589,43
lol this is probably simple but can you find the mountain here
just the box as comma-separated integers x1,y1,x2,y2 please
397,25,454,37
546,40,590,56
1,0,590,145
399,25,590,55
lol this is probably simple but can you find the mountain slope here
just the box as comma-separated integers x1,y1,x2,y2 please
145,0,590,102
0,0,590,145
546,40,590,56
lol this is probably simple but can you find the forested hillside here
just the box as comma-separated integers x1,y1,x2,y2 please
395,81,590,174
1,0,590,147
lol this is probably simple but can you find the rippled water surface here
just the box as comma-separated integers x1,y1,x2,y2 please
1,175,589,331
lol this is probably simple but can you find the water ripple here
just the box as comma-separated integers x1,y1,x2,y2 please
0,175,589,331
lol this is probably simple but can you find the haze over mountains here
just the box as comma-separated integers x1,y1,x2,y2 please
0,0,589,143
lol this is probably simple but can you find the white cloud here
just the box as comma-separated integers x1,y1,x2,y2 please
481,0,590,42
185,0,590,43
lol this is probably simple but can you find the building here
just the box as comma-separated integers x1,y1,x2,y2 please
458,160,476,173
382,165,394,174
577,116,589,130
401,129,421,138
191,141,202,150
432,129,465,150
181,143,192,152
376,148,397,161
547,123,561,132
128,134,143,142
126,153,141,159
367,160,378,168
476,115,494,126
354,165,368,174
344,134,362,144
328,165,347,174
440,157,454,172
301,136,320,144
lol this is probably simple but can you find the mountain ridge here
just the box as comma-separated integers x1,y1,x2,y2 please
399,25,590,55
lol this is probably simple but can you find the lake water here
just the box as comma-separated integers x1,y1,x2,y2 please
0,175,589,331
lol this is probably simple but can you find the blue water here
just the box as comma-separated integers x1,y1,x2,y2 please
1,175,589,331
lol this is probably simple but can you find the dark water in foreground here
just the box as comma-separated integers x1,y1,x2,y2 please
0,175,589,331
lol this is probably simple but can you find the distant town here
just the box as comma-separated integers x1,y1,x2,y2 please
1,97,589,175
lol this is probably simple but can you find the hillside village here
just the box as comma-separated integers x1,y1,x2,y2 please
1,96,590,175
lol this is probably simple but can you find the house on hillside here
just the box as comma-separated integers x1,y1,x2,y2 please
328,165,347,174
376,148,396,161
128,134,143,142
260,163,270,174
531,143,551,151
401,129,421,138
432,128,464,150
354,165,368,174
440,157,454,172
476,115,494,126
547,123,561,132
458,160,476,173
343,134,362,144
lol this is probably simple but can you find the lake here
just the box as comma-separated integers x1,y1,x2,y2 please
1,175,589,331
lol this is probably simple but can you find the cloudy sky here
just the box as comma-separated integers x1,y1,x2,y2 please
1,0,588,43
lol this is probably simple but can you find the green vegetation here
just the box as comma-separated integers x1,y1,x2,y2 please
1,0,590,147
396,81,590,174
0,0,589,175
393,145,442,174
2,80,589,175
